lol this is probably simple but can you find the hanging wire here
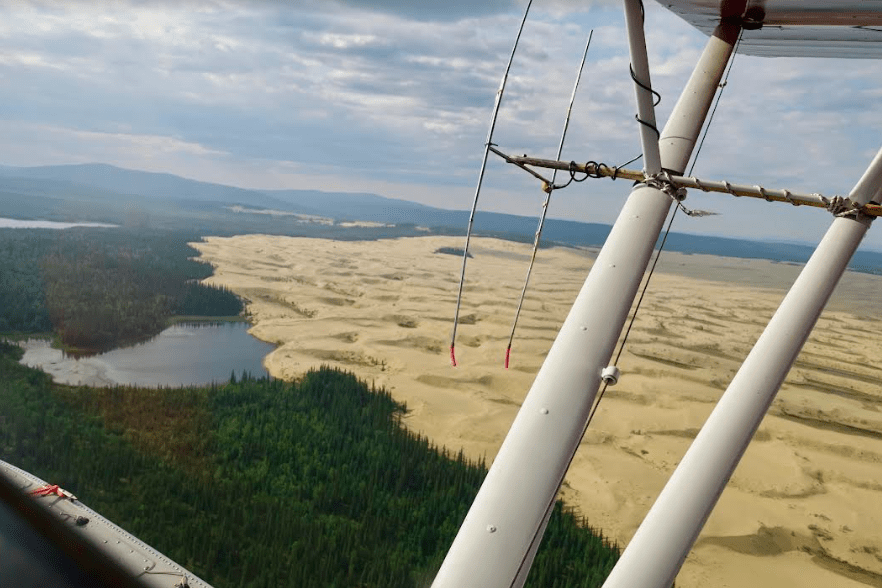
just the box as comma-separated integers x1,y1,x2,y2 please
550,152,642,192
617,152,643,169
629,65,661,140
505,30,593,368
450,0,533,367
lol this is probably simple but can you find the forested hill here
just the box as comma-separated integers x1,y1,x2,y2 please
0,342,619,587
0,228,242,351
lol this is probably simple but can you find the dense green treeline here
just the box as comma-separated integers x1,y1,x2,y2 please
175,281,243,317
0,342,618,587
0,228,241,350
0,230,54,332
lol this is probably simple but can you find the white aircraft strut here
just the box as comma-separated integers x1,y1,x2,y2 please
432,9,742,587
601,143,882,588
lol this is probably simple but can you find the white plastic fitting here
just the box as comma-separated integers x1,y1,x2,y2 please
601,365,621,386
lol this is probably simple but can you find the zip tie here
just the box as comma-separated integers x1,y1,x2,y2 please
30,484,77,501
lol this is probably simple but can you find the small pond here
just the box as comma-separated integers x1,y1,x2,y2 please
20,322,275,388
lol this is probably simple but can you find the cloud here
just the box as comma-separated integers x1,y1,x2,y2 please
0,121,227,163
310,0,521,22
0,0,881,248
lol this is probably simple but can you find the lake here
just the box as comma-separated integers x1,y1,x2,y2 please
20,322,275,388
0,217,118,229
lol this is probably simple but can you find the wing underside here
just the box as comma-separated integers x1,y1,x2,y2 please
661,0,882,57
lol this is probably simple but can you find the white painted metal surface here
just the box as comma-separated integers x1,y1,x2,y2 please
0,459,213,588
624,0,662,175
431,20,741,588
600,148,882,588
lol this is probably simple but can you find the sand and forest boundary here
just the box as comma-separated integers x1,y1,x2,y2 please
194,234,882,588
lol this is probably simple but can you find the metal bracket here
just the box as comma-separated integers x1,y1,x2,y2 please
644,171,688,202
823,194,871,220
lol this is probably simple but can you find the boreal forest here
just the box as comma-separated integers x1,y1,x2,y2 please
0,342,619,587
0,228,242,352
1,224,619,586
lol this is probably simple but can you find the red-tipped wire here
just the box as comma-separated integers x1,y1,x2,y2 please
450,346,457,367
503,30,593,370
450,0,533,367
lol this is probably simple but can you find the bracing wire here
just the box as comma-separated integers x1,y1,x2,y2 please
505,30,593,368
519,209,682,587
450,0,533,367
512,12,740,581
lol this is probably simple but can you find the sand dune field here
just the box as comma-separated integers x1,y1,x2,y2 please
193,234,882,588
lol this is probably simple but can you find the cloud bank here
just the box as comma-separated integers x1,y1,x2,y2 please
1,0,881,248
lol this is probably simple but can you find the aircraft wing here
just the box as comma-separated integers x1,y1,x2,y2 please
662,0,882,57
0,459,213,588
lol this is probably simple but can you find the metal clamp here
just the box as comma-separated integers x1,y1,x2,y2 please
645,171,687,202
824,195,864,218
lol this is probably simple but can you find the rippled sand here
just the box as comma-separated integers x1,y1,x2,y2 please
194,234,882,588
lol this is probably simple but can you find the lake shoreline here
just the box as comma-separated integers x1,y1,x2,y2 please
5,315,250,359
17,321,275,388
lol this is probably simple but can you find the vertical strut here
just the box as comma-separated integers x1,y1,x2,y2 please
623,0,662,175
431,20,740,588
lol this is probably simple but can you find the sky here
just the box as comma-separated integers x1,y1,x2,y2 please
2,0,882,250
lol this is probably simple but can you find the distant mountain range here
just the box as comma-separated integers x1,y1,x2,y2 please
2,162,881,274
0,163,433,219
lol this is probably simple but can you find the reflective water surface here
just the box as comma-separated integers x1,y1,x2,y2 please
20,322,274,387
0,217,118,229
